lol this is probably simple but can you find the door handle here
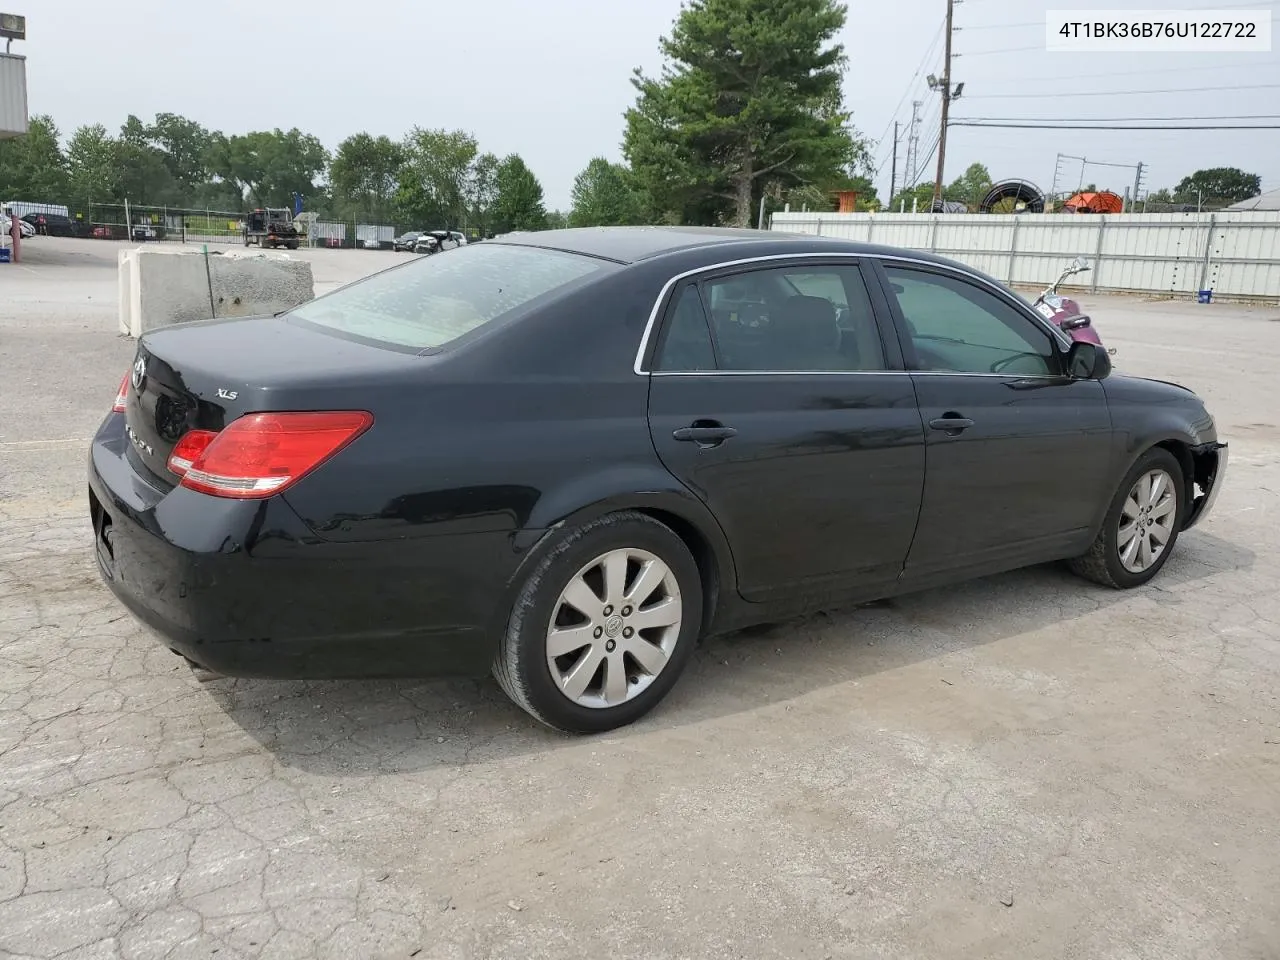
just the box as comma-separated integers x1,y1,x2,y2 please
928,415,975,436
672,421,737,446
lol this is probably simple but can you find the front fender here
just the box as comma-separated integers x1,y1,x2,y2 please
1096,375,1219,532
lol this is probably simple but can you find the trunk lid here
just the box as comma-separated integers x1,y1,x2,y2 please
123,315,420,487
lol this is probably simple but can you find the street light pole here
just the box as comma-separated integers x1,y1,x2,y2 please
931,0,960,211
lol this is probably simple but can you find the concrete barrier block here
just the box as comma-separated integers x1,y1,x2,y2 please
117,249,135,336
117,246,315,338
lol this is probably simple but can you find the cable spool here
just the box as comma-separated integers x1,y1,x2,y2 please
980,179,1045,213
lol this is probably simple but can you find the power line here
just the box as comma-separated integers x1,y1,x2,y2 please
960,114,1280,122
871,16,947,166
952,121,1280,129
958,21,1043,30
964,81,1280,99
963,0,1275,19
956,44,1043,57
997,59,1277,85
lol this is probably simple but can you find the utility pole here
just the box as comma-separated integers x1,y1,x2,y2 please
929,0,963,210
889,121,900,206
905,101,922,189
1131,161,1146,209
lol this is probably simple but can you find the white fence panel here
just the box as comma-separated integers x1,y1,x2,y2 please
356,223,395,245
771,211,1280,300
312,220,347,242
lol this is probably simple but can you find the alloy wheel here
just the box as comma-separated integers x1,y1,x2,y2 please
1117,468,1178,573
545,548,683,709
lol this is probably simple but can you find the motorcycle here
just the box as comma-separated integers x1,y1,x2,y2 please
1030,256,1114,354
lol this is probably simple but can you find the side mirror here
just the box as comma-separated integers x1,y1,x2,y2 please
1061,314,1092,332
1067,340,1111,380
1072,256,1091,273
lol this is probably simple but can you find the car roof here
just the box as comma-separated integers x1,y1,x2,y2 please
492,225,967,271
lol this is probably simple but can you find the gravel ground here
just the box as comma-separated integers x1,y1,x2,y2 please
1,237,1279,960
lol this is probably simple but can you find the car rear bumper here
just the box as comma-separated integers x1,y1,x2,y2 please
88,415,521,679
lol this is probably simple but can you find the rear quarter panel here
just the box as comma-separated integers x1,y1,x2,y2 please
278,260,743,636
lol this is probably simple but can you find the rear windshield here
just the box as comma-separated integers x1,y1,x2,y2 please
287,243,607,351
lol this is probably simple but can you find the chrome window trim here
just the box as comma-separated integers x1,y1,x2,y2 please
633,250,1072,377
649,369,1064,379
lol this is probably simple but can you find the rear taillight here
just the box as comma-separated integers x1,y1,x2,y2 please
112,372,129,413
167,430,218,476
168,411,373,499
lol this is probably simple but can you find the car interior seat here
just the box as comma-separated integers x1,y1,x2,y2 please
771,296,842,370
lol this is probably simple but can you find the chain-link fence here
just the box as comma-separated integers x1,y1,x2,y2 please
8,193,484,251
42,200,408,249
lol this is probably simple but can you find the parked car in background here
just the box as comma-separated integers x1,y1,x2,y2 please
23,212,79,236
2,214,36,238
88,228,1227,735
415,230,463,254
393,231,424,252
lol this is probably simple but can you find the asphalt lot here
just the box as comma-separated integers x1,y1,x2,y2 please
2,236,1279,960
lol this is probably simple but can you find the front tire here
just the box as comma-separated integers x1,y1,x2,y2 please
493,511,703,733
1069,447,1185,588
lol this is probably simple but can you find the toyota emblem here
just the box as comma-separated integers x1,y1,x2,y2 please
130,356,146,391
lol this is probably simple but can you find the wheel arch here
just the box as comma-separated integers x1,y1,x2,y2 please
1095,432,1198,536
491,478,740,645
1153,438,1196,514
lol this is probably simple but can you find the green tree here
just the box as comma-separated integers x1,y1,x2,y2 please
329,132,405,220
569,158,648,226
544,209,570,230
889,182,937,212
209,128,328,208
65,123,119,202
494,154,547,232
0,115,68,200
623,0,863,226
946,162,992,209
788,171,880,212
1175,167,1260,205
114,115,174,204
463,152,501,236
148,112,212,191
401,127,478,229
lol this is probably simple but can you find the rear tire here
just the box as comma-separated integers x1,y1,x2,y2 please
494,511,703,734
1069,447,1184,589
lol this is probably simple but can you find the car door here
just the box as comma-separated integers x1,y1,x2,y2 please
644,259,926,604
872,259,1114,579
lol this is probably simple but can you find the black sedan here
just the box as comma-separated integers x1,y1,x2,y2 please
88,227,1228,733
392,231,423,252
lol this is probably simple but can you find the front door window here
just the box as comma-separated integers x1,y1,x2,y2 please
883,266,1060,377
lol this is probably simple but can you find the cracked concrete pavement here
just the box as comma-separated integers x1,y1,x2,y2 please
2,238,1279,959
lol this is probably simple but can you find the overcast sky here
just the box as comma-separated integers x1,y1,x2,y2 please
23,0,1280,209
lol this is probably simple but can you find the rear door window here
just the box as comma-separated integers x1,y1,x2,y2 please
654,284,716,371
702,264,886,372
287,243,609,351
